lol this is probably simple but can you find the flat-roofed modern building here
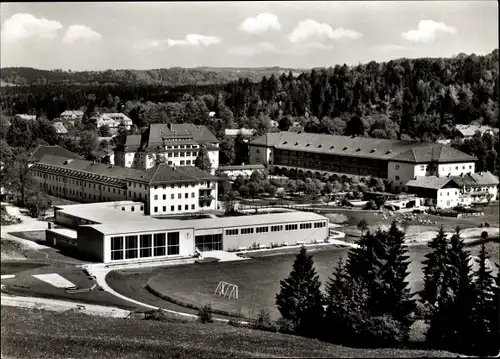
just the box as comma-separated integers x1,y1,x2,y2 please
30,154,218,216
249,131,477,192
47,203,330,264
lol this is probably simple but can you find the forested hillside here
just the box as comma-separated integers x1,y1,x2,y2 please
1,50,499,173
0,67,301,87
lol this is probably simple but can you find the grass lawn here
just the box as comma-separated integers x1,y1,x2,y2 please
1,239,28,260
9,230,46,244
145,247,434,321
0,306,456,358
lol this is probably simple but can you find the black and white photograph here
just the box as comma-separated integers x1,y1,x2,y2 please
0,1,499,358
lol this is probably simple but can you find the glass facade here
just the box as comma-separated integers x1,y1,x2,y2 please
195,234,222,252
110,231,181,261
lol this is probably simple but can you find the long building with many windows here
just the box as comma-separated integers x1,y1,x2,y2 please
30,154,218,216
249,131,477,192
47,202,330,263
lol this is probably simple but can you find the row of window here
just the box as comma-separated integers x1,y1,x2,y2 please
225,221,327,236
110,232,180,261
166,144,199,149
153,192,196,201
256,226,269,233
154,204,196,213
166,151,197,158
195,234,222,251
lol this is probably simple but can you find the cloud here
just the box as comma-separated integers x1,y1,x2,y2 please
63,25,101,43
1,13,62,42
166,34,221,47
289,19,362,43
228,41,334,56
239,13,281,34
402,20,457,43
373,44,417,52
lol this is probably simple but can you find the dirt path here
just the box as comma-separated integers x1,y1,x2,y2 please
0,293,131,318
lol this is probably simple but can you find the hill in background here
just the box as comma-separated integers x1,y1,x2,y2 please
0,66,304,87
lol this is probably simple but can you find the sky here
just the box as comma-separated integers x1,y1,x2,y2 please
0,1,498,71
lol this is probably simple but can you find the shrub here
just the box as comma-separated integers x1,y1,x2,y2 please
484,222,490,227
144,309,168,321
412,301,433,321
250,309,278,332
358,315,406,348
276,317,296,335
198,304,214,323
364,200,376,210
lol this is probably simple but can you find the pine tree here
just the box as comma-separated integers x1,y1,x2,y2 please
276,246,324,338
421,226,453,310
378,221,415,330
426,226,474,352
194,145,212,173
468,244,497,356
324,259,370,345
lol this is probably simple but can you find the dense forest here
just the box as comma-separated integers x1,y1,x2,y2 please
0,66,302,87
1,50,499,174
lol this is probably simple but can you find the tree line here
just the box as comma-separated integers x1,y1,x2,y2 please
275,223,498,356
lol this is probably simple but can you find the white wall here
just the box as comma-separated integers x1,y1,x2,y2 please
437,187,460,208
437,162,475,177
249,145,271,166
207,150,219,174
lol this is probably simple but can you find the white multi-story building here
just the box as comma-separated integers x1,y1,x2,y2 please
29,154,218,216
114,123,219,174
93,113,133,132
249,131,477,193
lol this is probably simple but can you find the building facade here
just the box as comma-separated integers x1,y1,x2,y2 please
46,203,330,264
114,123,219,174
30,154,218,216
406,177,462,208
249,131,477,192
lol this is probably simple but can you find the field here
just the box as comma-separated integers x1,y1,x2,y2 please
0,306,456,358
125,247,433,320
113,240,499,322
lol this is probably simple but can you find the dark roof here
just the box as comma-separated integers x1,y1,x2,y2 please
406,176,460,190
170,123,218,144
469,171,499,186
451,174,478,188
249,131,476,163
32,154,216,185
28,145,82,163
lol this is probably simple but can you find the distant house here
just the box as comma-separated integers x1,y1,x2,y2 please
225,128,256,138
406,176,462,208
454,125,498,139
13,114,37,122
52,122,68,135
95,149,115,165
60,110,84,121
94,113,133,132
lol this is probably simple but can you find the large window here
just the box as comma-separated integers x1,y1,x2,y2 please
111,236,123,261
154,233,166,256
167,232,180,255
195,234,222,251
140,234,152,258
125,235,138,259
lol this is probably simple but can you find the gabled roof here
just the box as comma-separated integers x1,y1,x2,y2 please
60,110,84,117
15,114,37,121
28,145,82,163
455,125,498,137
450,174,478,188
469,171,499,186
249,131,476,163
33,154,216,185
170,123,219,144
406,176,460,190
52,122,68,134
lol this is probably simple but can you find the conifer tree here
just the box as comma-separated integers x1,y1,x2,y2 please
421,226,452,309
426,226,474,352
276,246,324,338
324,259,369,346
377,221,415,329
194,145,212,173
468,244,497,356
